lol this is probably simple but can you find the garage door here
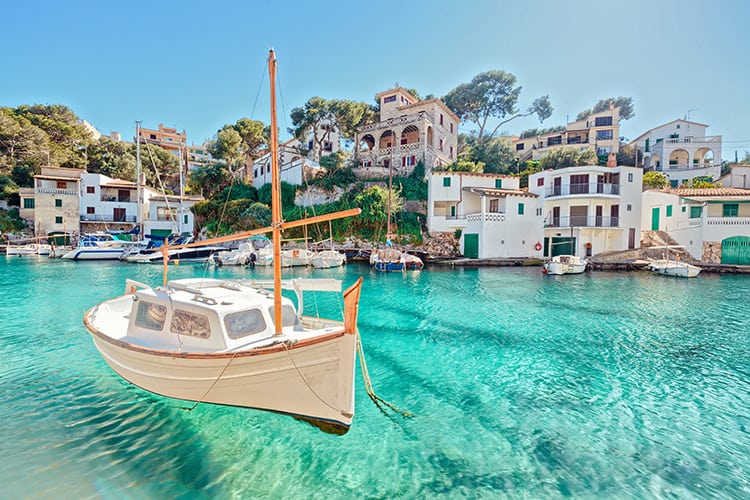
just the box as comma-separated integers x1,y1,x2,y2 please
721,236,750,265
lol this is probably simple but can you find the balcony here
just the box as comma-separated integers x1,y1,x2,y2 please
653,162,719,172
663,135,721,145
545,216,619,228
706,217,750,226
545,182,620,198
466,212,506,222
36,188,78,196
81,214,137,223
357,111,434,133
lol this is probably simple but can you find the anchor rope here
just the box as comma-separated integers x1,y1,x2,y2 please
356,333,411,418
182,352,239,411
282,340,343,414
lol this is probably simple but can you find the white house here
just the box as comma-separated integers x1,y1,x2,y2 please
427,172,543,258
528,165,643,257
142,193,202,239
641,187,750,264
251,138,325,190
629,119,722,186
720,165,750,189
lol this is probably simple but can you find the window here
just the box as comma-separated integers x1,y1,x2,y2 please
450,123,453,133
682,206,686,212
723,203,739,217
516,143,525,151
55,199,62,207
536,207,542,216
254,169,258,178
596,130,613,140
489,199,499,212
57,181,67,189
150,134,157,140
443,177,451,187
537,178,544,187
450,146,454,158
225,309,267,339
171,310,211,338
518,203,525,215
595,116,613,127
690,206,703,219
495,179,503,189
440,114,444,126
439,138,444,151
184,215,189,225
24,198,34,209
86,206,95,214
627,204,632,211
135,301,167,331
86,186,95,194
666,205,673,217
676,124,681,129
324,141,333,152
383,95,396,103
628,173,633,182
55,216,62,224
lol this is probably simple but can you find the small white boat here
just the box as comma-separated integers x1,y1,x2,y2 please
125,244,226,264
311,249,346,269
543,255,587,275
280,248,314,267
647,259,701,278
62,233,136,261
213,236,273,266
6,243,52,256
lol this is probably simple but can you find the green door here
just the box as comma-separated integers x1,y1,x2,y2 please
721,236,750,265
550,237,575,257
651,207,660,231
464,233,479,259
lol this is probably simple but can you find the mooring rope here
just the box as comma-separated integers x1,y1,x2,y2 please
356,333,411,418
182,352,239,411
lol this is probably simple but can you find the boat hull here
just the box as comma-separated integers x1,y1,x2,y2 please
85,309,357,432
653,263,701,278
62,247,125,260
543,255,587,275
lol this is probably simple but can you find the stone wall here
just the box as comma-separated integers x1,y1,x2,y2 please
702,241,722,263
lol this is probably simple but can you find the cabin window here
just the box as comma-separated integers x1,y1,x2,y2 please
269,305,299,328
135,301,168,331
225,309,267,339
171,309,211,338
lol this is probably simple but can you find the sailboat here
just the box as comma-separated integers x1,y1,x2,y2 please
83,50,364,433
312,221,346,269
369,156,423,272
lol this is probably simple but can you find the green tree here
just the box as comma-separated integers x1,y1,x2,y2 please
576,97,635,121
616,144,641,166
519,125,566,139
258,181,296,209
687,176,720,188
241,202,272,228
210,126,244,169
643,171,668,189
443,70,552,140
187,163,231,199
233,118,267,165
538,147,597,170
291,98,375,159
353,185,402,227
463,135,516,174
87,137,136,181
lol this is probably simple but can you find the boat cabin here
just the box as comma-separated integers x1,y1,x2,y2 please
123,279,305,352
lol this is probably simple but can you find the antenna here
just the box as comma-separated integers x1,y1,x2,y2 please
686,108,698,120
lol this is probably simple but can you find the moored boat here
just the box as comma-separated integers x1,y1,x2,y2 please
82,50,365,433
542,255,587,275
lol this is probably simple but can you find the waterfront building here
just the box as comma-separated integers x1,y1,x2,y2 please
19,167,202,240
719,164,750,189
629,119,722,185
641,187,750,264
528,165,643,257
137,124,187,158
354,87,459,176
427,172,542,258
512,104,621,161
187,143,213,172
251,138,325,189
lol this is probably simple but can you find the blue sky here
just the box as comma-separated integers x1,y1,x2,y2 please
3,0,749,160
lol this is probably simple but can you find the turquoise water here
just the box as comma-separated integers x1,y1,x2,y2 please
1,257,748,498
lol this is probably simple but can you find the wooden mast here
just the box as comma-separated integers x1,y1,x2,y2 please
269,49,283,335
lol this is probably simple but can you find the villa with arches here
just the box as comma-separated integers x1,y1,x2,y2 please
629,119,722,186
354,87,459,176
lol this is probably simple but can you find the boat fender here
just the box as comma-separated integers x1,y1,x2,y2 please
534,241,542,251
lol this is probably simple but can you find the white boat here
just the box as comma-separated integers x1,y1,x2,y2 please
370,246,424,272
83,50,364,433
647,258,701,278
62,233,136,261
311,249,346,269
543,255,587,275
214,235,274,266
280,248,314,267
124,243,226,264
6,243,51,256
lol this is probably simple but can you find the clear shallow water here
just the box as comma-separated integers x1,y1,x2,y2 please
1,257,748,498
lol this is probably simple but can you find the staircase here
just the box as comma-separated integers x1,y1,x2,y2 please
640,230,680,248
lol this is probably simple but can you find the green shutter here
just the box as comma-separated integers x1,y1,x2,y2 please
518,202,524,215
723,203,739,217
651,207,660,230
24,198,35,209
443,177,451,187
666,205,672,217
55,216,62,224
55,199,62,207
690,206,702,218
495,179,502,188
